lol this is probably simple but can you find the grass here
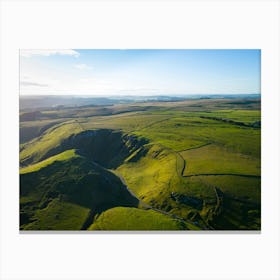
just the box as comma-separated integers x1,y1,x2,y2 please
20,121,83,165
88,207,200,230
198,109,261,124
115,144,212,227
81,113,170,132
180,144,260,176
178,175,261,229
132,116,260,157
20,119,65,144
22,199,90,230
116,144,178,206
195,175,261,203
20,149,80,174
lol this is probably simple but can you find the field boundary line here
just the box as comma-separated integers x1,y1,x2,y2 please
177,142,212,153
135,117,173,131
199,116,261,129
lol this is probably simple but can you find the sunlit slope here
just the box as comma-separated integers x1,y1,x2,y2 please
115,144,207,228
20,149,80,174
89,207,200,230
20,151,139,230
20,121,84,166
116,144,179,206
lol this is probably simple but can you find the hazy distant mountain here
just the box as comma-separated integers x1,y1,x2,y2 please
19,94,260,110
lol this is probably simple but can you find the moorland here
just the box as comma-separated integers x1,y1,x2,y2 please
19,95,261,230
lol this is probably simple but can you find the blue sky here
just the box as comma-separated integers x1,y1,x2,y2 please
20,49,260,96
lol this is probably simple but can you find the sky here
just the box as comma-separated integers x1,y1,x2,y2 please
20,49,261,96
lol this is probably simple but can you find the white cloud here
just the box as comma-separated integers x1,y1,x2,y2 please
74,63,92,70
20,49,80,58
20,81,48,87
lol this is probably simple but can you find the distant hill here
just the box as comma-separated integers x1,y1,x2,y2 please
19,94,260,110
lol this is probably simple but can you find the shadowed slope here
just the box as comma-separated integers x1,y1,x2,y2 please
20,121,148,169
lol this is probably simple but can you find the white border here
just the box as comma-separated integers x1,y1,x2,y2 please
1,1,280,280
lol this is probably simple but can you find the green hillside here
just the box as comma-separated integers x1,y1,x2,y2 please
180,144,260,176
89,207,200,230
20,149,80,174
20,121,84,166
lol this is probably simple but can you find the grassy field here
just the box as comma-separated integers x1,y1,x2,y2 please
133,115,260,157
19,97,261,230
198,109,261,124
180,144,260,176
